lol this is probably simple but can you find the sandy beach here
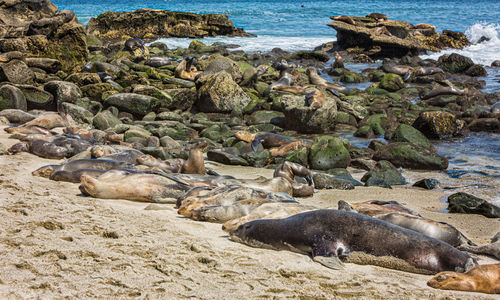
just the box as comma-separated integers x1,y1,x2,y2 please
0,127,499,299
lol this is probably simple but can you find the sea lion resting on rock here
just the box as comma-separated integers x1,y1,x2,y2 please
80,170,189,203
332,52,344,68
422,84,468,100
458,232,500,260
124,38,145,53
305,89,326,109
4,125,55,135
264,69,296,97
175,57,200,81
21,112,72,130
230,209,476,274
269,140,312,157
366,13,388,21
332,15,356,25
63,127,95,143
222,202,317,232
306,67,350,94
274,161,314,197
32,158,136,178
8,139,70,159
338,200,474,248
177,185,297,223
427,263,500,294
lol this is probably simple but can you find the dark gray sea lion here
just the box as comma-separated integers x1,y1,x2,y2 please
458,232,500,260
230,209,475,274
366,13,388,21
422,85,468,100
49,168,109,183
427,263,500,294
145,57,174,68
101,149,144,164
9,140,70,159
32,159,136,178
124,38,145,53
51,136,92,157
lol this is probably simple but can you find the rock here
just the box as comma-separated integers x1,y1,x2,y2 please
104,93,160,117
285,148,309,166
166,88,197,111
124,127,152,141
92,110,122,130
198,55,243,82
491,60,500,67
437,53,474,73
196,71,252,113
200,124,233,143
350,158,377,171
0,85,27,111
24,57,62,73
325,168,363,186
241,146,271,168
0,142,7,155
81,83,118,102
327,16,470,58
289,51,330,62
151,122,198,141
86,9,254,42
391,123,433,149
44,80,82,105
464,64,487,77
163,78,196,88
379,73,405,92
17,85,55,111
467,118,500,132
412,111,463,139
65,73,101,86
373,142,448,170
0,60,34,84
361,160,406,188
448,192,500,218
312,173,354,190
340,70,364,83
61,102,93,124
207,149,248,166
159,136,181,149
246,110,285,126
0,116,8,125
308,136,350,170
413,178,439,189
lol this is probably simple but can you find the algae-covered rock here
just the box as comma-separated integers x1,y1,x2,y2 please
373,142,448,170
198,54,243,82
17,85,55,111
312,172,354,190
308,135,350,170
437,53,474,74
0,85,27,111
391,123,433,149
0,60,34,84
207,149,248,166
61,102,93,124
92,110,122,130
104,93,160,117
285,148,309,166
448,192,500,218
44,80,82,105
412,111,463,139
246,110,285,126
379,73,405,92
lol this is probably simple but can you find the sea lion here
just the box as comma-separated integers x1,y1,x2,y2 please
32,159,136,178
177,185,297,223
49,168,109,183
0,109,36,124
4,125,55,135
234,131,292,152
332,52,344,69
272,86,307,94
175,57,200,81
305,89,326,109
137,154,184,173
180,141,208,175
51,136,92,157
9,139,70,159
240,64,269,87
145,57,174,68
269,140,312,157
381,64,413,79
333,15,356,25
414,23,435,30
366,13,388,21
422,85,468,100
222,202,317,232
414,67,444,76
264,70,296,97
124,38,145,53
21,113,72,129
80,171,188,203
273,161,314,197
63,127,95,143
230,209,475,274
306,67,350,94
427,264,500,294
338,200,420,217
490,102,500,114
458,232,500,260
101,149,144,164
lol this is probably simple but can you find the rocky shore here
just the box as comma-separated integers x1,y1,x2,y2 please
1,1,500,298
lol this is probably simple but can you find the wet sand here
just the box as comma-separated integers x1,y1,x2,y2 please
0,128,499,299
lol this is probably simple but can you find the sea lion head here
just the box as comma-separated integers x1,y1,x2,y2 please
188,141,209,151
229,220,281,249
79,175,97,197
32,165,57,178
234,130,255,143
8,141,29,154
427,272,473,291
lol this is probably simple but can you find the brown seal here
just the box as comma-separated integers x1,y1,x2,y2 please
175,57,201,81
180,141,208,174
414,23,435,30
333,15,356,25
269,140,312,157
332,51,344,68
374,26,392,36
305,89,326,109
63,126,94,143
306,67,350,94
273,161,314,197
427,263,500,294
21,112,72,129
4,125,55,135
230,209,476,274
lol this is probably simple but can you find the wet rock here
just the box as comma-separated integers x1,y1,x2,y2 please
196,71,252,113
448,192,500,218
373,142,448,170
92,110,122,130
289,51,330,62
361,160,406,188
312,173,354,190
0,85,27,111
464,64,487,77
391,123,433,149
17,85,55,111
379,73,405,92
44,80,82,105
308,136,350,170
61,102,93,124
491,60,500,67
350,158,377,171
340,70,364,83
246,110,285,126
104,93,160,117
207,149,248,166
412,111,463,139
0,60,34,84
241,147,271,168
413,178,439,189
325,168,363,186
437,53,474,74
467,118,500,132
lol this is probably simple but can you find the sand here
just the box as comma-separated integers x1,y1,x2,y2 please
0,127,499,299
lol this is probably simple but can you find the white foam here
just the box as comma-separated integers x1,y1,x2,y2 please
150,35,335,53
420,23,500,65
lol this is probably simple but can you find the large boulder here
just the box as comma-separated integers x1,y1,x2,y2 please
0,84,27,111
327,16,470,58
0,59,34,84
44,80,82,105
391,124,433,149
361,160,406,188
412,111,463,139
86,9,255,42
379,73,405,92
373,142,448,170
197,55,243,82
308,135,350,170
104,93,160,117
196,71,252,113
437,53,474,74
16,84,55,111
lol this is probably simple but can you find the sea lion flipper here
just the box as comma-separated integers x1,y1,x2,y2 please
313,255,345,270
206,168,220,176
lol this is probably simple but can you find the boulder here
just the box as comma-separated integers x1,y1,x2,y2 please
391,123,433,149
196,71,252,113
246,110,285,126
61,102,93,124
0,59,34,84
312,172,354,190
198,55,243,82
92,110,121,130
16,84,55,111
437,53,474,73
308,136,350,170
0,84,27,111
104,93,160,117
44,80,82,105
448,192,500,218
361,161,406,188
65,73,101,86
379,73,405,91
373,142,448,170
413,178,439,189
412,111,463,139
207,149,248,166
24,57,62,73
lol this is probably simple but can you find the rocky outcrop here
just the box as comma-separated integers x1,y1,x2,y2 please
327,15,470,58
86,9,255,42
0,0,88,72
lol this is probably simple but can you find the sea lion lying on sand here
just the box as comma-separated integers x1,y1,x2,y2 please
458,232,500,260
21,112,72,129
230,209,476,274
4,125,55,135
32,158,135,178
427,263,500,294
9,139,70,159
274,161,314,197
